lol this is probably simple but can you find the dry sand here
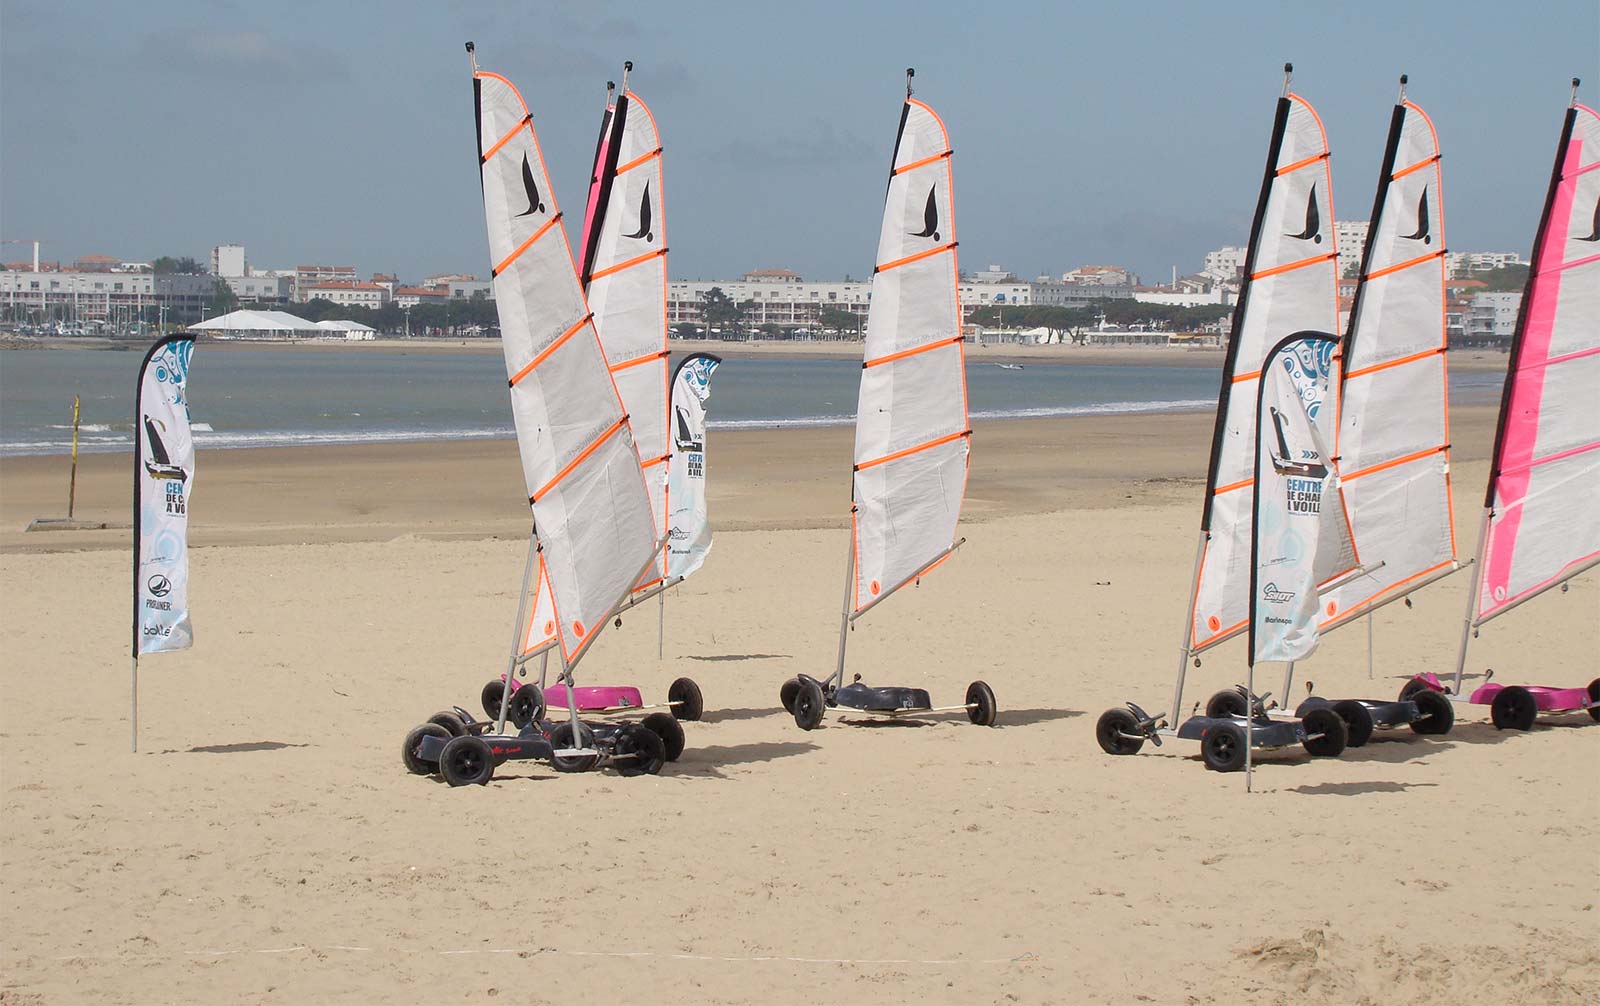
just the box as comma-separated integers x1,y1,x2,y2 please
2,403,1596,1005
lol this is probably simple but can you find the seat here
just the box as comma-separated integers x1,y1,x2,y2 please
834,682,931,712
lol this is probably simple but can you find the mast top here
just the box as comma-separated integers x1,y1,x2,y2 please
906,67,915,98
1398,73,1408,102
1281,62,1293,96
1573,77,1582,106
465,41,478,74
622,60,633,92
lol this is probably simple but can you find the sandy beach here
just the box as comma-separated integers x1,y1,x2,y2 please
2,403,1596,1005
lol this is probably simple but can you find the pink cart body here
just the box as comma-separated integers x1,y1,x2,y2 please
1413,673,1595,715
541,683,645,712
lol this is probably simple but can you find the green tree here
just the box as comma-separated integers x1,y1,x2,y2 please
1475,263,1529,292
205,279,239,316
817,306,860,334
152,256,205,275
699,287,744,331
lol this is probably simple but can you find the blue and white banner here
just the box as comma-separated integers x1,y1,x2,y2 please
134,336,196,655
1250,333,1354,664
666,353,721,580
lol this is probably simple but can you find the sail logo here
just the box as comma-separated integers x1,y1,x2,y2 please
143,415,188,483
1579,196,1600,242
1402,188,1432,244
624,182,654,242
516,153,546,217
910,187,941,241
1286,182,1323,243
1260,582,1296,605
1284,476,1322,516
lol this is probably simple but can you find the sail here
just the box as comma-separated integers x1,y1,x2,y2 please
472,65,658,664
578,99,614,269
1475,101,1600,623
1190,91,1340,652
1250,333,1354,663
1321,97,1457,627
667,353,722,580
850,93,969,613
582,88,672,592
134,335,197,655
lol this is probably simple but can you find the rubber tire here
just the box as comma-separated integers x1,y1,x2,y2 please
1205,688,1248,719
1409,688,1455,735
1201,722,1247,772
1490,685,1537,731
507,683,545,729
1301,707,1348,758
439,734,495,787
642,711,685,762
612,723,666,777
793,677,825,731
481,679,508,721
668,677,704,721
1587,679,1600,723
1398,677,1435,702
1096,708,1145,755
779,678,801,714
549,721,599,773
402,723,451,775
966,680,998,726
1332,700,1374,748
428,710,466,737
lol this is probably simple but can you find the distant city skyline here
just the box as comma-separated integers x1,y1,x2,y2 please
3,2,1595,284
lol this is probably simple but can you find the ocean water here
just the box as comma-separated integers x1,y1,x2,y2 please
0,346,1503,457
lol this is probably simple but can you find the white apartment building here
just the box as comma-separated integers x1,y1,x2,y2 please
393,287,448,308
1334,220,1369,262
1203,246,1246,282
300,281,388,308
1030,280,1131,307
1465,291,1521,345
1447,251,1525,277
0,270,215,322
293,264,357,300
668,277,873,328
224,274,290,303
211,244,247,278
1061,265,1138,286
447,280,495,300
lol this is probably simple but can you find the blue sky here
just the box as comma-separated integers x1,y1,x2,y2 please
2,1,1595,283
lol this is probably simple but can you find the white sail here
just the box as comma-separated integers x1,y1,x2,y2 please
1190,90,1340,652
582,87,672,592
472,64,657,664
851,92,969,612
1251,334,1353,663
1321,96,1457,627
1474,100,1600,623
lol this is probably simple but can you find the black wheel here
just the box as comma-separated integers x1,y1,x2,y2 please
1205,688,1247,719
507,683,545,728
1409,688,1454,735
439,734,495,786
1096,708,1145,755
1587,679,1600,723
611,723,666,777
779,678,801,714
668,677,704,721
1490,686,1537,731
549,721,599,772
1301,707,1348,758
1332,700,1374,748
481,679,508,720
1201,722,1246,772
793,677,825,731
402,723,451,775
428,710,466,737
1398,677,1434,702
965,680,998,726
641,711,685,761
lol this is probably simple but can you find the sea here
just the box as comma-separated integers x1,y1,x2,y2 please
0,346,1505,458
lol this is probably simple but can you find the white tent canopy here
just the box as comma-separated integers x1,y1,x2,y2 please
314,319,376,333
188,309,325,335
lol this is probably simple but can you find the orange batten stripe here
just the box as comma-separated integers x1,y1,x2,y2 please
1230,368,1262,385
856,429,970,472
589,247,666,282
641,453,670,470
610,349,670,373
864,335,962,369
493,213,562,277
1275,151,1329,176
1252,251,1337,281
509,313,591,387
615,147,662,176
481,114,532,163
1344,345,1444,380
1365,249,1444,282
893,150,951,175
1340,444,1447,483
1212,476,1253,495
876,242,956,274
530,418,627,503
1390,154,1441,181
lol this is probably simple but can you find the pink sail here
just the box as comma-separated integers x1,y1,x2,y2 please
1476,101,1600,622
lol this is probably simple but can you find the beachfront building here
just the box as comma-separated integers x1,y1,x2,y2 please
292,264,357,300
1447,251,1525,277
1061,264,1139,286
1202,246,1246,282
447,279,494,301
392,286,448,308
1029,278,1133,307
0,269,214,326
300,280,389,308
224,274,291,304
1334,220,1369,272
1464,291,1521,347
211,244,247,278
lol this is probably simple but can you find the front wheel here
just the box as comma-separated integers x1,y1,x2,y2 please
1490,686,1537,731
481,679,508,721
1301,707,1347,758
1201,722,1246,772
549,721,599,773
507,683,545,728
641,711,685,762
439,735,495,786
1587,679,1600,723
1205,688,1247,719
793,678,825,731
1096,708,1144,756
1332,700,1374,748
612,723,666,777
779,678,801,714
402,723,451,775
1409,689,1454,735
668,677,704,721
966,680,997,726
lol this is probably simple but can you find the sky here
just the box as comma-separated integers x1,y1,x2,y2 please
3,1,1597,284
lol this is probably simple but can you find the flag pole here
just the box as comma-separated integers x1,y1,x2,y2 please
131,656,139,752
